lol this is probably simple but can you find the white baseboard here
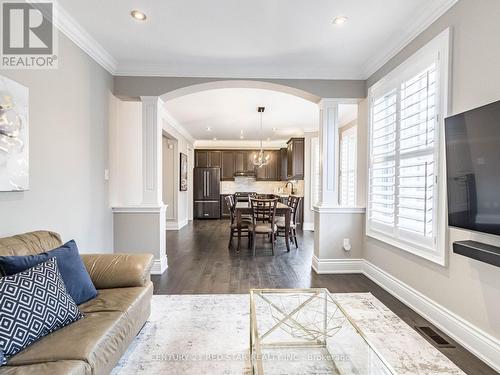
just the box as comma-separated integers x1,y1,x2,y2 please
310,257,500,372
362,260,500,373
166,219,188,231
151,255,168,275
303,222,314,231
311,255,364,274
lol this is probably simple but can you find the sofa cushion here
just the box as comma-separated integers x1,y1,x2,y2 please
8,285,152,375
79,283,153,315
0,232,62,257
0,360,90,375
0,241,97,305
0,258,84,365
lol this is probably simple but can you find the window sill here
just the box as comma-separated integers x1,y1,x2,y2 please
366,228,446,266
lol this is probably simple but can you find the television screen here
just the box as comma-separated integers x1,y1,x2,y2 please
445,100,500,235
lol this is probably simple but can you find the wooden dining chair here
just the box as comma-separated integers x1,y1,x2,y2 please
225,195,252,251
276,195,301,248
249,197,278,256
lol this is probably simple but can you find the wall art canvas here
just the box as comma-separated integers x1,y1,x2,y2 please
180,153,188,191
0,76,29,191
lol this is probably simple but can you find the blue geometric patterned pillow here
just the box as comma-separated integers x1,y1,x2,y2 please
0,258,84,365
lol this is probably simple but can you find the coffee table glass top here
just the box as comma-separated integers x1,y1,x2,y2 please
249,288,395,375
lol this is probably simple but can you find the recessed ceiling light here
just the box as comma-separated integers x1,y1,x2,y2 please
213,137,217,141
206,126,212,131
130,10,147,21
272,127,277,131
333,16,348,25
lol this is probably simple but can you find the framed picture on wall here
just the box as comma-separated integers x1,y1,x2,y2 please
0,76,29,191
180,152,188,191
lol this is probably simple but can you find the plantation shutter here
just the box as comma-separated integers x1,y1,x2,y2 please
368,63,438,250
340,126,357,206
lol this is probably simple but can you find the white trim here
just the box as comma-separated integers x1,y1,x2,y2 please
362,0,458,78
366,28,451,266
160,107,195,145
311,256,364,274
112,205,167,214
362,260,500,373
166,219,189,231
151,255,168,275
52,2,118,74
313,206,366,214
303,222,315,231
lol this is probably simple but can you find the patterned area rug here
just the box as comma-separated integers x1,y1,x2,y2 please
112,293,464,374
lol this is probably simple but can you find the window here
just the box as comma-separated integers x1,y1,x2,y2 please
310,137,320,209
340,126,357,206
367,29,449,265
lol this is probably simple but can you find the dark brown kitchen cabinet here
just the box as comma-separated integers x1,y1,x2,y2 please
221,151,235,180
280,148,288,181
234,151,256,174
287,138,304,180
256,150,280,181
195,150,221,168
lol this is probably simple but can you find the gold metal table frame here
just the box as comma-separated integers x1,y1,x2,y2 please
249,288,395,375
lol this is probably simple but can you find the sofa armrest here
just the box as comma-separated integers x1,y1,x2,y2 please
81,253,154,289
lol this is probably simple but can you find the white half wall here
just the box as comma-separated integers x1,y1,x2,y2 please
0,33,113,252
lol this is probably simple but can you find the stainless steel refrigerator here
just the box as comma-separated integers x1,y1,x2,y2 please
193,167,221,219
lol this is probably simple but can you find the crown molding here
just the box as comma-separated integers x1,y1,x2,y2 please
193,139,288,149
52,2,118,74
160,107,196,145
48,1,457,82
362,0,459,79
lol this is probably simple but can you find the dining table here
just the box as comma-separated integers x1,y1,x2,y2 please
235,201,292,252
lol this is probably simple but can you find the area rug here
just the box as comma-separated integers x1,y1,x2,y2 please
111,293,464,374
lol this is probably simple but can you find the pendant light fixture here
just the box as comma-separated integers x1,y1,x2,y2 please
253,106,270,168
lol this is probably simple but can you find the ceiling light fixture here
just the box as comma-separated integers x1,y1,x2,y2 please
253,107,270,168
206,126,212,131
131,10,147,21
333,16,348,25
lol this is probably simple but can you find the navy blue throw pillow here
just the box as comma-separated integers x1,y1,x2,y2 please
0,240,97,305
0,258,84,365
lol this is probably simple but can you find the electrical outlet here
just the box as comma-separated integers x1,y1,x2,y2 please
104,169,110,181
343,238,351,252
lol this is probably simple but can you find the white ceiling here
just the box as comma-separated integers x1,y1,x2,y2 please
164,88,358,141
58,0,457,78
165,88,319,141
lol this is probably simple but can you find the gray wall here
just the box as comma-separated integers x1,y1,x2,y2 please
114,76,366,102
0,33,114,252
365,0,500,339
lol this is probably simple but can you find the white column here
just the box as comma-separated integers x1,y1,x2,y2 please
111,96,167,275
317,99,339,208
141,96,164,205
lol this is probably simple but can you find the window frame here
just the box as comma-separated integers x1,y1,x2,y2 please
310,136,320,211
340,124,357,207
366,28,451,266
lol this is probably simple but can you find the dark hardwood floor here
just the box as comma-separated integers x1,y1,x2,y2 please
152,220,496,375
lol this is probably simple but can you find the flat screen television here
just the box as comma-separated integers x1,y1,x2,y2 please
444,100,500,235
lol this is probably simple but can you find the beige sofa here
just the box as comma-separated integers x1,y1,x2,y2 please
0,231,154,375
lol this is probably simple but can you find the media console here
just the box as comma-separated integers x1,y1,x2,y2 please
452,240,500,267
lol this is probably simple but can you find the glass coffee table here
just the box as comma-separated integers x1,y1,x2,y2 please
249,288,395,374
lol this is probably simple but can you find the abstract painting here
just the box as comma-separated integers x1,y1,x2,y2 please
180,152,188,191
0,76,29,191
